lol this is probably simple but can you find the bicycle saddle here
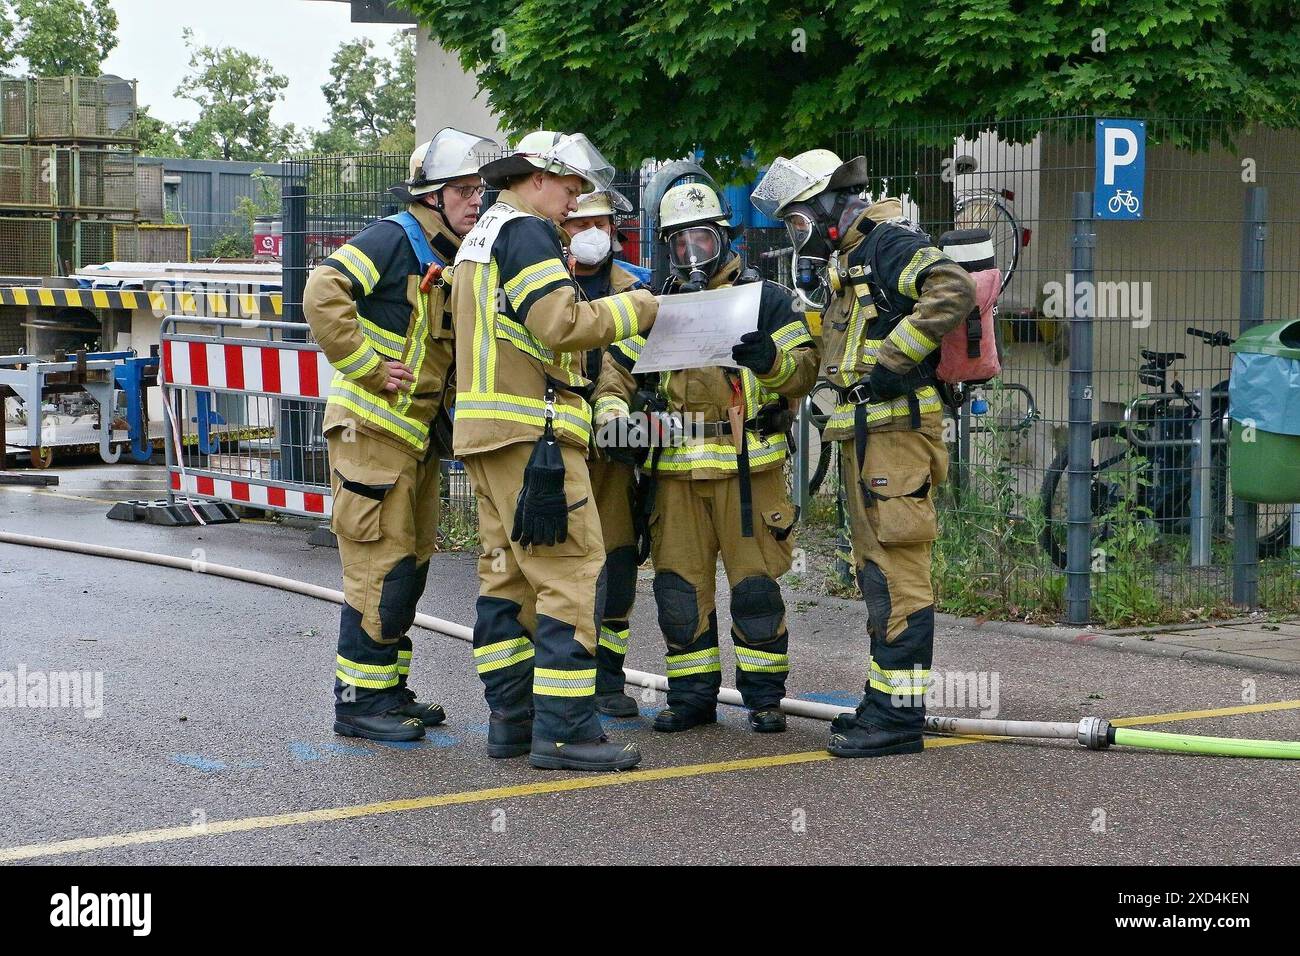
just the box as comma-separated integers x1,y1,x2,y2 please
1140,349,1185,368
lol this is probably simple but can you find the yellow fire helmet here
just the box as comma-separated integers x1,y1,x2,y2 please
657,182,731,234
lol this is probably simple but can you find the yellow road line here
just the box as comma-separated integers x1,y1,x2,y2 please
1111,699,1300,727
4,699,1297,863
0,486,119,505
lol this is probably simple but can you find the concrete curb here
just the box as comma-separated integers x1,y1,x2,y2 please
788,588,1300,677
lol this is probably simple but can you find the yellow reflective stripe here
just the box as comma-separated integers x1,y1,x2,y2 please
357,314,405,359
337,655,397,674
612,335,644,363
328,377,429,448
735,647,790,673
594,396,629,420
758,350,796,389
335,654,399,689
394,288,428,417
496,315,555,363
655,435,789,472
605,291,638,341
333,244,380,295
456,390,592,444
839,297,870,386
335,341,382,380
336,671,400,689
665,646,722,678
771,321,813,350
888,318,938,363
471,261,497,393
503,258,570,310
869,661,932,695
826,386,943,432
475,639,536,674
898,248,943,300
533,667,596,697
598,625,630,654
474,636,533,658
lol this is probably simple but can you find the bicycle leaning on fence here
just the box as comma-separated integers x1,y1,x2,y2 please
1038,326,1293,569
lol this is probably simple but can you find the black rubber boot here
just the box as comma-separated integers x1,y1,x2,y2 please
653,706,717,733
334,709,426,742
395,688,447,727
596,691,639,717
529,736,642,771
747,708,787,733
827,721,924,758
486,715,533,759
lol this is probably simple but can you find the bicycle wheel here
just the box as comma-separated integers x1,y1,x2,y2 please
1038,421,1142,570
805,382,838,499
953,193,1021,292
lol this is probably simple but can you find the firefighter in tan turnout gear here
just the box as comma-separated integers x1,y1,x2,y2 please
595,182,819,734
305,128,498,742
751,149,975,757
450,132,659,772
559,188,648,718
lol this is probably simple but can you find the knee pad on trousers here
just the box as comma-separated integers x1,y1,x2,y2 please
653,571,699,648
379,556,428,640
603,545,637,620
856,561,891,642
730,576,785,646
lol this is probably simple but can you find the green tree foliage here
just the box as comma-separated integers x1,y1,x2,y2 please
317,33,416,152
401,0,1300,175
136,103,181,157
0,0,118,76
172,28,300,162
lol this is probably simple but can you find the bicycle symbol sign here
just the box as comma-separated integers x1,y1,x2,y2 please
1095,118,1146,220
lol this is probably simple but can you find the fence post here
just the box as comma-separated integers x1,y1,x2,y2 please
1066,191,1095,625
279,176,311,483
1232,187,1267,606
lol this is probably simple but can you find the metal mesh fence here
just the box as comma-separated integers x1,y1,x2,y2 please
54,148,139,214
112,224,191,262
0,216,57,274
30,76,138,145
0,145,56,209
0,79,31,141
825,115,1299,624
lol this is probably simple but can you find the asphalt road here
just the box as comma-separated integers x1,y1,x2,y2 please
1,465,1298,865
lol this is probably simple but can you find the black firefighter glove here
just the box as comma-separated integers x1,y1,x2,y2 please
731,330,778,376
511,424,568,548
867,362,912,402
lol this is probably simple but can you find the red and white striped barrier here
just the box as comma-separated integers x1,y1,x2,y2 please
160,317,335,521
170,471,330,516
162,339,334,399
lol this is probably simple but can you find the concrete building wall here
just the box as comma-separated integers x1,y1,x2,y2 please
414,33,507,145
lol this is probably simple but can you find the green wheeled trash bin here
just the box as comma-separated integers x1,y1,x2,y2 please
1229,318,1300,503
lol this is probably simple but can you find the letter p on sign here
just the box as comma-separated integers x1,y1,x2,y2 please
1094,119,1146,220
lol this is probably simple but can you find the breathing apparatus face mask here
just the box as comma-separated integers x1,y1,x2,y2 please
570,226,612,266
783,203,834,310
666,225,724,292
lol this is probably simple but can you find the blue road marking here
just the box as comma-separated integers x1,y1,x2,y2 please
172,754,226,772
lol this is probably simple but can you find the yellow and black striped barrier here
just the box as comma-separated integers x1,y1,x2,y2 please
0,286,284,319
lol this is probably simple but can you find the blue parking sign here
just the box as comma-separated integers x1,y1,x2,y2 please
1095,119,1145,220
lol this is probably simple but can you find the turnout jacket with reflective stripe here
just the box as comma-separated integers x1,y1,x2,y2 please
820,199,975,440
450,189,658,457
304,202,460,457
594,257,819,481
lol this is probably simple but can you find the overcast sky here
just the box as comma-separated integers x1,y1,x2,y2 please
100,0,408,131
